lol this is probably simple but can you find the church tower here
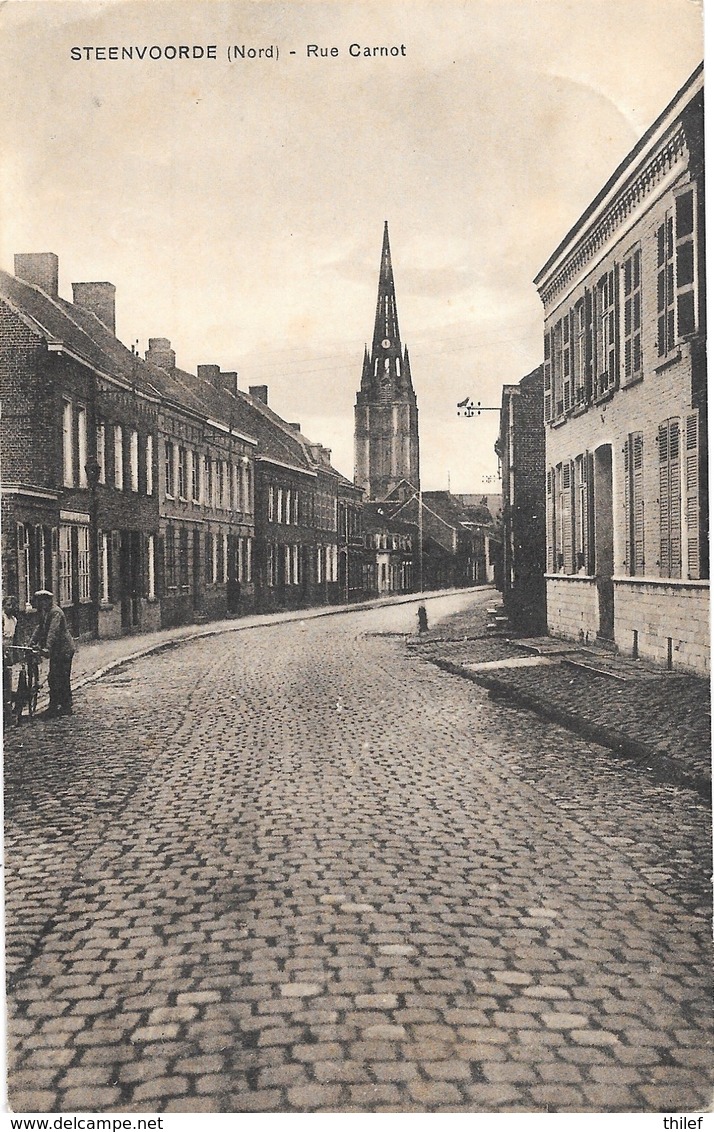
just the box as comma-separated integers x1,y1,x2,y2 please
354,222,420,499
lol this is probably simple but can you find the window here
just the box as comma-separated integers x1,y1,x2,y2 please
177,447,188,500
114,425,124,490
147,534,155,600
204,531,212,581
179,528,189,587
624,434,645,576
562,314,572,413
17,524,31,608
286,489,292,525
658,418,682,579
97,421,106,484
190,450,199,502
145,435,154,495
574,301,588,407
675,187,697,338
268,485,275,523
129,429,139,492
203,457,211,506
277,487,284,524
59,524,72,605
164,440,175,497
266,543,275,587
597,268,617,395
63,401,73,486
623,249,642,383
217,461,225,509
657,214,675,356
212,533,219,584
165,526,177,588
78,526,91,602
223,533,229,583
99,531,110,604
552,321,563,416
78,407,88,488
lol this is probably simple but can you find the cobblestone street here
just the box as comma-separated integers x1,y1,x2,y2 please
5,590,712,1114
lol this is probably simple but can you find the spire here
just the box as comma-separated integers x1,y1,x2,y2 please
372,221,401,353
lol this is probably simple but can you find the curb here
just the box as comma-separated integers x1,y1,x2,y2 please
431,657,712,802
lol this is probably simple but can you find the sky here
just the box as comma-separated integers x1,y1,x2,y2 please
0,0,704,492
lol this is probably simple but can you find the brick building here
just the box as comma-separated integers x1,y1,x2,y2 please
0,256,161,641
143,350,258,627
494,365,546,634
534,65,707,673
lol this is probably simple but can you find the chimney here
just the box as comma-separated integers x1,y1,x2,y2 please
197,364,221,387
72,282,116,335
14,253,59,298
287,422,301,433
220,371,239,396
249,385,268,405
145,337,176,371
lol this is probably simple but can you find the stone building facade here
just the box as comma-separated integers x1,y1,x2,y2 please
534,65,707,673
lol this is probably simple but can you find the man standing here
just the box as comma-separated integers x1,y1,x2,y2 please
30,590,75,717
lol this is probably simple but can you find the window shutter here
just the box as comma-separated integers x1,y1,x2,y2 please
584,451,594,574
611,264,620,390
543,329,553,423
546,468,555,572
584,289,594,402
685,410,700,579
562,461,574,573
669,419,681,577
632,433,645,575
623,439,631,574
658,423,671,577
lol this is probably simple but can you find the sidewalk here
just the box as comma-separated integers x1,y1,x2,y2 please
410,600,711,799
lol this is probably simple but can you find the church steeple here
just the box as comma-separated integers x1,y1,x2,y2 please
372,221,401,353
355,223,420,499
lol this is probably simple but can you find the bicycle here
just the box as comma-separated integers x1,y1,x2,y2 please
4,646,41,724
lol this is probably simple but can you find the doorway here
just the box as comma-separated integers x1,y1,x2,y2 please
119,530,141,631
594,444,614,641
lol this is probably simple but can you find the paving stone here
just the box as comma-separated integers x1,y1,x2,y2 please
409,1079,463,1105
287,1083,345,1109
354,994,399,1009
362,1024,406,1040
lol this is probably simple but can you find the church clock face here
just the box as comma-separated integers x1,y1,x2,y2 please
381,338,391,349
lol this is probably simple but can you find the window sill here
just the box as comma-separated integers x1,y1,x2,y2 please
621,372,644,390
98,602,114,611
594,386,616,407
654,350,683,374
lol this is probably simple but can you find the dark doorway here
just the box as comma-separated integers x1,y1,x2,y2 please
119,530,141,631
594,444,614,641
192,530,202,611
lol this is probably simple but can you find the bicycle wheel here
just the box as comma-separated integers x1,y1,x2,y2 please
14,669,27,724
27,663,39,718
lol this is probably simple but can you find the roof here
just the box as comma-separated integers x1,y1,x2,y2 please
0,265,359,483
0,269,159,400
